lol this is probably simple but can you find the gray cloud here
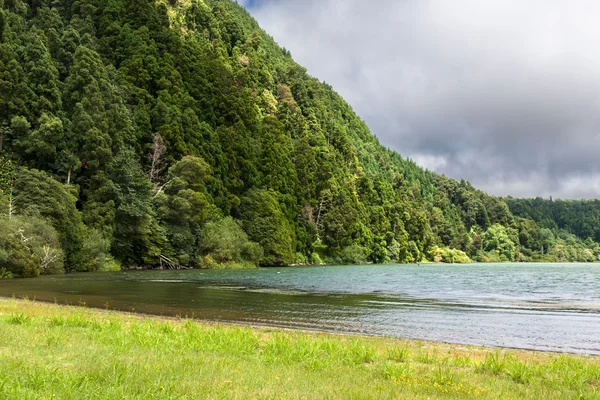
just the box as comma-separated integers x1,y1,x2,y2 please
242,0,600,199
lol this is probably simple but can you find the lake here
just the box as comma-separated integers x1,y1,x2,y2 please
1,263,599,355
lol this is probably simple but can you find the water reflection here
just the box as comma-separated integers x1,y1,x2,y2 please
1,263,599,354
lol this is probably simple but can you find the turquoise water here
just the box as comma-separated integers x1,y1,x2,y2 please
1,263,599,354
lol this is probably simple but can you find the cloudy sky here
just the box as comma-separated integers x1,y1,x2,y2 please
238,0,600,199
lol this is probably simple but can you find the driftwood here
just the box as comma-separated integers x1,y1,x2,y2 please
159,255,189,270
120,256,192,271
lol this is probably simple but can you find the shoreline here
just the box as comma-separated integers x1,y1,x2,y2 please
2,262,600,360
3,296,596,358
1,297,599,399
118,259,600,272
4,297,600,358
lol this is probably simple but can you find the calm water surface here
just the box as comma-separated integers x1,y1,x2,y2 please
1,263,599,355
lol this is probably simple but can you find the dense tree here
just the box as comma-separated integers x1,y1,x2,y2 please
238,189,294,265
1,0,599,274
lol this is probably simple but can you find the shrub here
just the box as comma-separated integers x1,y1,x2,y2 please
340,244,368,265
199,217,263,266
310,253,324,265
73,229,115,272
432,247,471,264
0,216,65,277
0,267,14,279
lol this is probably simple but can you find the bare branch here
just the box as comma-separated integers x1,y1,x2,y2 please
154,179,173,198
146,132,167,191
38,246,60,272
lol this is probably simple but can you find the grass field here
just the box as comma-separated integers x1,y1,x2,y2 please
0,298,599,399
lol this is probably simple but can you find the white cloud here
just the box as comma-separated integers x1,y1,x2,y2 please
246,0,600,199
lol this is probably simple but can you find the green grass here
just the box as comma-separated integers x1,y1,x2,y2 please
0,298,599,399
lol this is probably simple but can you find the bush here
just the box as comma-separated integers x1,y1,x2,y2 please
432,247,471,264
0,267,14,279
340,244,368,265
310,253,324,265
72,229,115,272
13,168,86,270
0,216,65,277
199,255,257,270
199,217,263,266
100,258,122,272
294,252,308,265
482,224,517,262
241,242,264,264
473,250,501,263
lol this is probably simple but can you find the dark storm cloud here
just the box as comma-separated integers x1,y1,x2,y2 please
240,0,600,199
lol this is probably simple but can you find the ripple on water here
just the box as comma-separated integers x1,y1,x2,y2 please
1,263,600,354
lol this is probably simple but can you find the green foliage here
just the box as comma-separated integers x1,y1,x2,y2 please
12,168,82,265
0,153,14,195
0,215,64,277
72,229,116,272
432,247,471,264
1,0,599,273
12,168,85,269
238,189,294,265
106,149,163,265
507,197,600,261
155,156,218,266
199,216,263,265
339,244,369,265
0,268,14,279
481,224,517,262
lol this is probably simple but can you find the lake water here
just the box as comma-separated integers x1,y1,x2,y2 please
1,263,599,355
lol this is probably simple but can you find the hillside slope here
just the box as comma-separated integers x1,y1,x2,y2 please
0,0,598,275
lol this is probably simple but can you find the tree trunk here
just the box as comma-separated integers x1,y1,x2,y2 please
8,184,13,220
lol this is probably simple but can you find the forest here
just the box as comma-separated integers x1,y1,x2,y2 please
1,0,599,277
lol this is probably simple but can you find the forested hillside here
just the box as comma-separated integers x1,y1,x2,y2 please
1,0,599,277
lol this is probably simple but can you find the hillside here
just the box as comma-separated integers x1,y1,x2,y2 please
0,0,598,276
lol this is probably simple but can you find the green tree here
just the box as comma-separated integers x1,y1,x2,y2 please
22,29,61,119
12,167,109,270
0,215,64,277
107,149,165,265
154,156,218,266
482,224,517,262
238,189,294,265
539,228,555,254
199,216,263,265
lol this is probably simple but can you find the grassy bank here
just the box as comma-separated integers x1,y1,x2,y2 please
0,299,598,399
